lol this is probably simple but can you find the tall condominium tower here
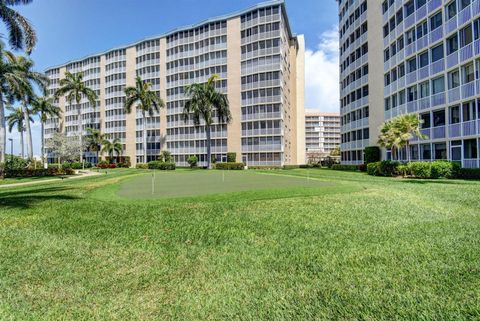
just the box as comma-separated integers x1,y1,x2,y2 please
339,0,480,168
305,111,341,158
45,0,305,167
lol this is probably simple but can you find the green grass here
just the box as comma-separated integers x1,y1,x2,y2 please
0,168,479,320
0,175,63,186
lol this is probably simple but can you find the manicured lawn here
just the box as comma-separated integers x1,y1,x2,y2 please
0,168,479,320
0,175,63,186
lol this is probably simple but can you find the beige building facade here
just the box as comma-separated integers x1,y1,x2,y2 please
305,111,341,159
45,0,305,167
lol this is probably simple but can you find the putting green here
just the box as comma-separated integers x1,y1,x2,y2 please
117,170,332,199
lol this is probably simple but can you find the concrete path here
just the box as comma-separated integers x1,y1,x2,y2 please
0,171,102,188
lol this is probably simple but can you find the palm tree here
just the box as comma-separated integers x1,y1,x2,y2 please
124,76,164,163
0,0,37,54
183,75,231,169
85,127,103,164
378,119,400,160
6,105,32,158
101,138,123,164
0,45,30,163
54,71,98,162
31,94,61,164
8,54,48,160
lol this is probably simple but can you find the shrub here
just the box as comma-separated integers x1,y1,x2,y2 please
4,167,74,178
116,162,130,168
332,164,358,171
247,166,283,170
4,155,28,170
160,150,172,163
358,164,367,172
187,156,198,168
62,162,72,169
407,162,431,179
215,162,245,170
136,163,148,169
70,162,83,169
364,146,381,164
148,161,176,170
367,162,380,176
397,164,409,177
283,165,300,170
226,152,237,163
98,163,116,169
455,168,480,180
430,161,460,179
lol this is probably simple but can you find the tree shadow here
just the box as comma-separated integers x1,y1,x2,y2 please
399,179,477,185
0,186,79,209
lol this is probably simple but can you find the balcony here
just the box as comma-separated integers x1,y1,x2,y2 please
461,82,476,99
432,126,446,139
449,120,477,137
446,51,459,69
430,59,445,75
459,44,473,62
458,5,472,26
448,87,461,103
445,16,457,35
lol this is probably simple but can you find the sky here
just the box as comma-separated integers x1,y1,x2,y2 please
7,0,340,156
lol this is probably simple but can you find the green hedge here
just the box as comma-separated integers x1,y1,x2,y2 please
248,166,283,170
331,164,359,171
299,164,322,168
3,168,74,178
226,152,237,163
136,163,148,169
215,162,245,170
283,165,300,170
147,161,176,170
368,161,460,179
364,146,381,164
455,168,480,180
367,161,400,177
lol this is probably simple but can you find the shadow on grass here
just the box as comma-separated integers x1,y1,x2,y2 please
399,179,476,185
0,186,78,209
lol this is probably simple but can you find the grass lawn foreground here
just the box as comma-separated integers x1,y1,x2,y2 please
0,168,479,320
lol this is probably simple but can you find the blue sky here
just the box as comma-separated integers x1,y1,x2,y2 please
8,0,340,156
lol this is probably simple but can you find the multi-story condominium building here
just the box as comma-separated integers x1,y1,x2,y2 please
45,0,305,167
305,111,341,158
339,0,480,168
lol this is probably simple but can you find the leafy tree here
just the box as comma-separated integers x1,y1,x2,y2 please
45,131,86,164
329,146,340,157
101,138,123,164
55,71,98,162
187,155,198,168
0,0,37,54
124,76,165,163
31,94,61,164
85,128,103,164
6,105,32,158
184,75,231,169
160,150,172,163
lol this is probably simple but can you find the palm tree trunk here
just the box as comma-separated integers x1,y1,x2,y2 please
0,95,5,163
22,102,33,160
143,111,147,164
406,141,410,163
20,129,24,158
77,102,83,163
206,124,212,169
41,121,45,165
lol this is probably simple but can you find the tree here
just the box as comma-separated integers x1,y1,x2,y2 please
84,128,103,164
183,75,231,169
55,71,98,163
187,155,198,168
6,105,32,158
101,138,123,164
31,94,61,164
0,0,37,54
160,150,172,163
124,76,164,164
45,131,86,164
378,114,427,162
330,146,340,157
0,45,31,163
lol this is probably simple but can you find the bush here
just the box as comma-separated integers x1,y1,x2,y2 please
397,164,409,177
407,162,431,179
364,146,381,164
367,162,380,176
116,162,130,168
283,165,300,170
227,152,237,163
97,163,116,169
456,168,480,180
248,166,283,170
148,161,176,170
70,162,83,169
4,155,28,170
187,156,198,168
358,164,367,172
4,167,74,178
366,161,400,177
431,161,460,179
62,162,72,169
136,163,148,169
160,150,172,163
215,162,245,170
332,164,358,171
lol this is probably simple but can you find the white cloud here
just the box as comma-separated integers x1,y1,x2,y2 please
304,26,340,113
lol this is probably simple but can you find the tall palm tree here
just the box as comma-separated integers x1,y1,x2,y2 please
101,138,122,164
0,0,37,54
6,105,32,158
31,94,61,164
124,76,164,163
0,45,30,163
183,75,231,169
9,54,48,160
85,127,103,164
378,119,400,160
54,71,98,162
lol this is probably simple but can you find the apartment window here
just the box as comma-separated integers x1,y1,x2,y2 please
418,51,429,68
421,144,432,160
433,109,446,126
417,0,426,8
434,143,447,160
432,76,445,94
416,21,428,39
398,63,406,77
431,44,444,62
408,86,417,101
448,70,460,89
421,113,431,128
464,139,478,159
408,57,417,72
399,90,406,105
446,1,457,20
419,81,430,98
460,0,471,11
446,34,458,54
463,63,474,83
398,36,405,50
405,1,415,16
462,101,476,121
406,28,416,44
430,12,442,30
459,25,473,47
450,105,461,123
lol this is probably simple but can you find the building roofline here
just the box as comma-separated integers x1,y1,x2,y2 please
305,110,340,116
46,0,292,71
